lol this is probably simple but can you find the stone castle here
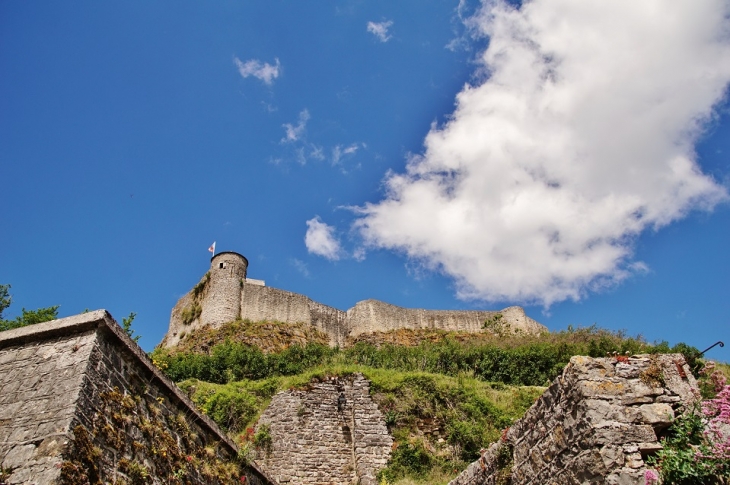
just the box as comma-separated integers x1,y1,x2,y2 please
162,251,547,348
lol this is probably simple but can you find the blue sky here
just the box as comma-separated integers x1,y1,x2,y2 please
1,0,729,360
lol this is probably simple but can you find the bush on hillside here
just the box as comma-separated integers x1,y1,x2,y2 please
151,326,701,387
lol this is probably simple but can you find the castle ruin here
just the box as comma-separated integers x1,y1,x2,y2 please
162,251,547,348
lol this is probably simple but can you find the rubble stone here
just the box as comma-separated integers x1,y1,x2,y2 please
449,354,697,485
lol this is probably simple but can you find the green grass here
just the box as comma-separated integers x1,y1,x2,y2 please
177,365,543,484
153,324,701,387
158,322,704,484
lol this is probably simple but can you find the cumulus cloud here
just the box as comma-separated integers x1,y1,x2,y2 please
234,57,281,85
367,20,394,42
355,0,730,307
282,109,310,143
305,217,343,260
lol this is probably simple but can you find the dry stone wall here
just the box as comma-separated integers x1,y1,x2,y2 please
448,354,698,485
256,374,393,485
0,311,275,485
163,251,546,349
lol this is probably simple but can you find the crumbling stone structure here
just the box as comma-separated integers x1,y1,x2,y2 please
0,311,275,485
163,251,546,348
255,374,393,485
448,354,698,485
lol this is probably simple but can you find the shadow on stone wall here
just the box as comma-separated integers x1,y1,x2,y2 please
0,311,276,485
448,354,698,485
255,373,393,485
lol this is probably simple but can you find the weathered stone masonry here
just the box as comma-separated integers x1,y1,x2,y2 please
0,311,275,485
163,251,546,348
255,374,393,485
448,354,698,485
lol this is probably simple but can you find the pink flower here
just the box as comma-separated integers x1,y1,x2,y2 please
645,469,659,484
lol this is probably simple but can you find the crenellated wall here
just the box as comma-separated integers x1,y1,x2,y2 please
448,354,698,485
163,252,547,349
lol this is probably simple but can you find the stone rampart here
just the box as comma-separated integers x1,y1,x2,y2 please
255,374,392,485
0,311,275,485
448,354,698,485
200,252,248,328
163,252,547,349
345,300,544,339
240,284,315,330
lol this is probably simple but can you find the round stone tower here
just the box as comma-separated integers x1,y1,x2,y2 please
200,251,248,327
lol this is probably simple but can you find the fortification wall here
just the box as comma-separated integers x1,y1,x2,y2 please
449,354,697,485
200,252,247,328
240,283,313,328
308,300,349,347
163,253,548,349
256,374,392,485
346,300,544,338
0,311,274,485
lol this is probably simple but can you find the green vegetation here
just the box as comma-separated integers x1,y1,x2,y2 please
180,273,210,325
647,362,730,484
152,321,705,484
0,283,59,332
181,302,202,325
177,366,542,484
152,324,699,387
122,312,141,343
171,318,330,354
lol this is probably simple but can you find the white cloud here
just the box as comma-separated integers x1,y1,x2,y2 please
355,0,730,307
282,109,310,143
305,217,342,260
331,143,362,165
234,57,281,85
291,258,310,278
367,20,394,42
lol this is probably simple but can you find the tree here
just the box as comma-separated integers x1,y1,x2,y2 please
122,312,141,343
0,284,59,332
0,284,11,320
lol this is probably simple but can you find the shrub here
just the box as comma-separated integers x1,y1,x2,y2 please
378,441,433,481
648,362,730,483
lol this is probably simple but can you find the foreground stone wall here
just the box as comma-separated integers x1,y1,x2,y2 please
0,326,97,482
256,374,393,485
0,311,275,485
449,354,697,485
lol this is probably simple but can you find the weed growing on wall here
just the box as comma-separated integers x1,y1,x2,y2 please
59,387,245,484
647,362,730,484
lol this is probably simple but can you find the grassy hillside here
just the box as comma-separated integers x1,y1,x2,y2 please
151,320,705,484
177,366,543,485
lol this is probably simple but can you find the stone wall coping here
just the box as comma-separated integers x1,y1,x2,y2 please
211,251,249,265
0,310,277,485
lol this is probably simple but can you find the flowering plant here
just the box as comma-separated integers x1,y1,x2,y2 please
648,362,730,484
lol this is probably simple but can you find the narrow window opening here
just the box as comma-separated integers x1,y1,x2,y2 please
219,263,224,269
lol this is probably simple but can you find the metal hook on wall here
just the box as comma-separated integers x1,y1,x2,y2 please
698,341,725,357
